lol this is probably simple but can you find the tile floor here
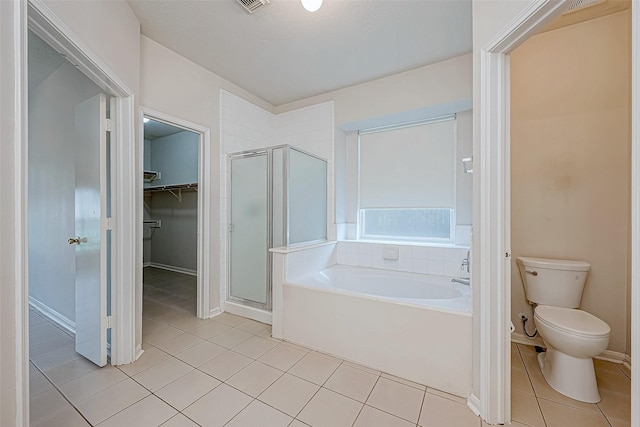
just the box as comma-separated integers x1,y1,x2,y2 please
511,342,631,427
28,267,631,426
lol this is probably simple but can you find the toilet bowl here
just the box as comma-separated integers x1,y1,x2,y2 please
534,305,610,403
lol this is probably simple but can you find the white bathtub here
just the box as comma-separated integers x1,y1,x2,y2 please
278,263,473,397
297,265,471,313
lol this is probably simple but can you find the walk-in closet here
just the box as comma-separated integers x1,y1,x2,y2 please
143,118,199,316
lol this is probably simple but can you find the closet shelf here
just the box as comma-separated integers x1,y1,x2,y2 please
144,170,160,183
144,183,198,202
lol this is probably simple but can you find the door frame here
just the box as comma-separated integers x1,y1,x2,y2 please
0,0,138,422
26,0,138,367
474,0,639,424
139,107,211,319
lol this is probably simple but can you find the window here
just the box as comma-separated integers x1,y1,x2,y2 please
358,117,456,243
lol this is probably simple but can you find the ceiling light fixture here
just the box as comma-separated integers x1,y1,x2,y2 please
301,0,322,12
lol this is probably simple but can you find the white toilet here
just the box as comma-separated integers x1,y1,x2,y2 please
516,257,610,403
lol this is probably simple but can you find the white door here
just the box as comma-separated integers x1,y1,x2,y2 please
72,94,108,367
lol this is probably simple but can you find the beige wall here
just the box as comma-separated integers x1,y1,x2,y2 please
510,11,631,354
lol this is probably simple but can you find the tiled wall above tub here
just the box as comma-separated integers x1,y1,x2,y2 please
336,241,470,278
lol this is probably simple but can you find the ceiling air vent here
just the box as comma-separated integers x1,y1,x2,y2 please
563,0,606,15
236,0,270,14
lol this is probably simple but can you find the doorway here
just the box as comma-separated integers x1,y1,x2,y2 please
143,117,200,318
139,108,211,325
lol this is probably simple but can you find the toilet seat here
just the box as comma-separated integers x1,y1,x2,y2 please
534,305,610,339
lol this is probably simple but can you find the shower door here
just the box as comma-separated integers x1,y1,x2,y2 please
229,152,270,309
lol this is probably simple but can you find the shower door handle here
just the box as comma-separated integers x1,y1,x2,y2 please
525,269,538,276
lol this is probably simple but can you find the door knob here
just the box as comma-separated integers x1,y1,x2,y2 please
68,237,85,245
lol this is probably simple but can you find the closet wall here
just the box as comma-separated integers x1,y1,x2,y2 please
144,129,199,273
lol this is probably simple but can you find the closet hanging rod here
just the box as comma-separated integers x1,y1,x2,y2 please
143,220,161,228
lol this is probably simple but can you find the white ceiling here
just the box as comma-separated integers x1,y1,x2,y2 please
127,0,472,106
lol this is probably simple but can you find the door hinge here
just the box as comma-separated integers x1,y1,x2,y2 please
105,118,113,132
106,316,112,329
505,251,512,258
106,217,113,230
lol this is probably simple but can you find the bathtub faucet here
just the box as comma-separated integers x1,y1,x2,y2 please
451,277,470,286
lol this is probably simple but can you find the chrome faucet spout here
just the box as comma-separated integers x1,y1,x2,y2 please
451,277,470,286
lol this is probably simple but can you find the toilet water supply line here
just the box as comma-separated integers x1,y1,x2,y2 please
521,305,538,338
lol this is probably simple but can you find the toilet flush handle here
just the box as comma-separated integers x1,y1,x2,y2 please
525,269,538,276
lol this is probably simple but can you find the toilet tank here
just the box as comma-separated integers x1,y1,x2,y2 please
516,257,590,308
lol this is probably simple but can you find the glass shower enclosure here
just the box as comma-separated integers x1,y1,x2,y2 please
228,145,327,311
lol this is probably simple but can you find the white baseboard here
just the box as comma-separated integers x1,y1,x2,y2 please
623,354,631,372
208,307,222,318
148,262,196,276
512,333,629,365
29,297,75,336
143,262,151,268
511,331,544,348
467,393,480,417
223,300,272,325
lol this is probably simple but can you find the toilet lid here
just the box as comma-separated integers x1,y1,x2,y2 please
535,305,610,338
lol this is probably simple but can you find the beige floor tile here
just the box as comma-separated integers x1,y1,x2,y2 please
132,357,193,392
289,420,310,427
59,365,128,403
597,389,630,422
74,378,150,425
161,413,200,426
182,383,252,427
538,399,610,427
30,334,75,358
117,345,170,376
32,403,90,427
226,361,284,397
288,352,341,385
512,350,526,371
175,340,226,367
167,315,215,332
418,392,480,427
97,395,177,427
155,369,221,410
142,316,167,334
190,321,232,339
44,357,100,386
342,360,381,376
380,372,426,390
208,328,253,349
154,332,205,356
297,387,363,427
31,344,81,371
214,313,249,327
609,418,631,427
366,377,424,423
354,405,415,427
594,359,624,374
618,363,631,379
324,364,379,403
511,390,545,427
256,327,277,340
232,335,279,359
226,400,292,427
596,369,631,396
29,388,71,426
258,343,308,371
426,387,467,405
198,350,253,381
143,324,184,346
310,350,343,363
30,367,54,397
235,319,270,334
511,367,535,395
258,373,320,417
529,372,600,413
521,352,543,375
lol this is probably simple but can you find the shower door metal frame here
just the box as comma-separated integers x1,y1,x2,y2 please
227,149,273,311
226,145,328,312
